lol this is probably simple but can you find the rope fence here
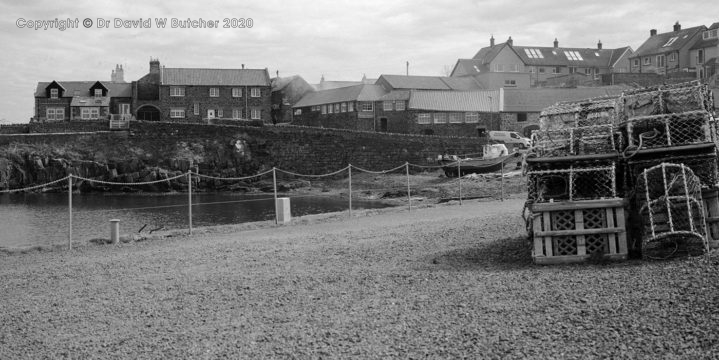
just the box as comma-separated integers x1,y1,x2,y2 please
0,160,526,250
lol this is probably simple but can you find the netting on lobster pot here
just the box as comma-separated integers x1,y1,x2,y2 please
635,163,709,259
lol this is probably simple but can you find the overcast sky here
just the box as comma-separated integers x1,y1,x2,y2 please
1,0,717,123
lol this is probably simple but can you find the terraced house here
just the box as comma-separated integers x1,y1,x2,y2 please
452,35,633,88
133,59,272,123
629,22,706,75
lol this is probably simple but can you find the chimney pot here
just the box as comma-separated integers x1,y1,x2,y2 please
650,29,657,37
673,21,681,32
553,38,559,48
507,36,513,46
241,64,245,69
490,34,495,46
597,40,602,50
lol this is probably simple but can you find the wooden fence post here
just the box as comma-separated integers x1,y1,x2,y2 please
68,175,73,250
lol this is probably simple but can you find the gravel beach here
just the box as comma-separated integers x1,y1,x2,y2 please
1,196,718,359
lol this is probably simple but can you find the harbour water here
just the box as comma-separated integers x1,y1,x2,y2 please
0,192,392,249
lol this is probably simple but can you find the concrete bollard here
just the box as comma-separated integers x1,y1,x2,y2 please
275,197,291,224
110,219,121,244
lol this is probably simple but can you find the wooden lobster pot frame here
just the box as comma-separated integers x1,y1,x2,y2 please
530,199,628,264
624,110,713,150
701,188,719,249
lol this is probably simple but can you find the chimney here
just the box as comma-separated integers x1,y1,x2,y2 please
553,38,559,48
507,36,513,46
673,21,681,32
650,29,657,36
115,64,124,82
597,40,602,50
241,64,245,69
149,58,160,75
490,34,495,46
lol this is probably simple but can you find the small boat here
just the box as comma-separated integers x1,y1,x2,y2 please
438,144,523,177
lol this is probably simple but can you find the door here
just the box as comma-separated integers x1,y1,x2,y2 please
380,118,387,132
207,109,215,119
120,104,130,114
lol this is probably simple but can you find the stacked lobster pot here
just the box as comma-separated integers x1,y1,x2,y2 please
621,81,718,257
526,96,628,264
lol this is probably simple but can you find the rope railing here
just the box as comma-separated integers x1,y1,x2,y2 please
1,159,521,251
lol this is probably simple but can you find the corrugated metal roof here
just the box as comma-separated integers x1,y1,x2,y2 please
161,68,270,86
34,81,132,97
408,90,500,112
293,84,386,108
632,25,705,58
502,87,626,112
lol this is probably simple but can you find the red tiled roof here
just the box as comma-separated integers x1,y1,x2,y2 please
161,68,270,86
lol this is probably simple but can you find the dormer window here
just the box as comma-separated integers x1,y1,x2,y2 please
704,29,718,39
662,37,678,47
50,88,58,99
94,89,102,97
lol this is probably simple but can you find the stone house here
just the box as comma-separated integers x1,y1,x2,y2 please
133,59,272,123
34,79,132,122
629,22,706,75
455,35,633,88
271,75,314,124
291,84,386,131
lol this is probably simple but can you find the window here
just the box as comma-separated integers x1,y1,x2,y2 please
217,109,223,118
341,102,347,112
348,102,354,112
465,112,479,123
417,113,431,124
494,64,504,72
170,108,185,118
552,67,560,74
383,101,393,111
294,109,302,115
703,29,718,39
433,113,447,124
251,108,261,120
170,87,185,97
657,54,665,67
80,107,100,120
569,67,576,74
232,109,242,119
251,88,261,97
504,79,517,87
643,57,651,65
50,88,58,98
528,67,535,73
46,107,64,120
584,68,592,75
662,37,678,47
524,48,544,59
509,64,519,72
334,103,340,113
361,102,373,111
321,105,327,114
210,88,219,97
698,49,704,64
194,103,199,115
395,101,405,111
94,89,103,97
539,67,546,73
232,88,242,97
328,103,334,114
669,53,676,62
517,113,528,122
564,51,584,61
449,113,462,123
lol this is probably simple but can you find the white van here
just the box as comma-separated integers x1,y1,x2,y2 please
488,131,531,148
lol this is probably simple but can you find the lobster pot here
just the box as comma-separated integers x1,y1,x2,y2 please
635,163,709,259
539,98,621,131
526,161,617,203
628,151,718,189
532,124,617,157
663,83,711,114
701,188,719,248
530,199,628,264
622,89,662,119
624,110,713,149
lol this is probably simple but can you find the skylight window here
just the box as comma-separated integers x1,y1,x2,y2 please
523,48,544,59
564,50,584,61
663,37,678,47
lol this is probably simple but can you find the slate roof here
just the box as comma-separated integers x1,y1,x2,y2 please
34,81,132,97
690,24,719,50
609,47,633,67
631,26,705,58
408,90,500,112
161,68,270,86
451,59,490,76
292,84,386,108
502,87,626,112
472,41,632,69
314,81,363,91
378,74,483,90
472,42,511,63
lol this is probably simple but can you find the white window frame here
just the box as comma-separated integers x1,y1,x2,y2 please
417,113,431,124
465,112,479,123
449,113,462,123
334,103,340,113
251,108,261,120
328,103,334,114
94,89,103,97
669,53,676,62
341,102,347,112
232,88,242,97
251,88,261,97
433,113,447,124
210,88,219,97
50,88,59,99
81,107,100,120
194,103,199,115
383,101,393,111
504,79,517,87
643,57,651,66
232,108,242,119
170,86,185,97
395,101,405,111
170,108,185,118
361,102,373,112
662,37,678,47
348,102,354,112
321,105,327,114
657,54,665,67
46,107,64,120
697,49,704,64
217,109,223,118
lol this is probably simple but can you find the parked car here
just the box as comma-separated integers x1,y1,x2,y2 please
488,131,532,148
